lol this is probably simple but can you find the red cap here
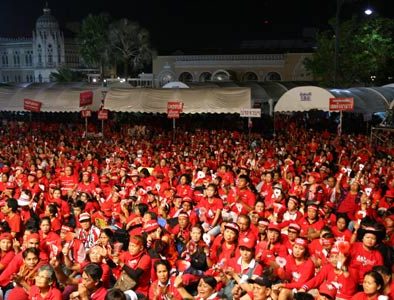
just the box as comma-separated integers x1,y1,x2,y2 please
143,220,160,233
268,223,281,232
288,223,301,232
294,238,307,247
28,172,37,177
239,237,256,249
385,190,394,198
181,197,193,204
26,233,40,241
178,211,189,219
319,283,337,300
0,233,13,241
61,225,74,233
224,222,240,234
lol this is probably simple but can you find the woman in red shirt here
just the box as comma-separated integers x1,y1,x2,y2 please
0,233,14,274
149,259,182,300
348,226,384,285
197,184,223,236
272,238,315,300
351,271,385,300
209,222,239,265
332,213,353,242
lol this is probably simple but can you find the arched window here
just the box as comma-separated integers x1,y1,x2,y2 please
47,44,53,65
37,44,42,65
199,72,211,82
212,70,230,81
265,72,281,81
242,72,258,81
38,74,42,83
178,72,193,83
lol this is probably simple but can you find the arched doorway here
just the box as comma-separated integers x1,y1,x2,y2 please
179,72,193,83
265,72,281,81
199,72,211,82
242,72,258,81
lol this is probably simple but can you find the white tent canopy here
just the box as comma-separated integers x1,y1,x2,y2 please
0,83,103,112
275,85,394,113
104,87,251,114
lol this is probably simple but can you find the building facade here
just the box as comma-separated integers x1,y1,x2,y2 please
153,52,313,87
0,5,84,83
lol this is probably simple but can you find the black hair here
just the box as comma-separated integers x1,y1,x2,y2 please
336,213,350,227
364,270,384,293
23,247,40,259
372,265,392,278
47,203,58,217
6,198,18,213
105,289,126,300
84,263,103,282
136,203,149,216
100,228,114,241
139,168,150,177
73,200,86,211
40,216,51,225
294,292,315,300
154,259,171,272
201,276,217,289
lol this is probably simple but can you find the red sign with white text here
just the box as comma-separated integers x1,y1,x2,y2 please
81,110,92,118
329,97,354,111
167,101,183,119
98,109,108,120
24,99,42,112
80,91,93,107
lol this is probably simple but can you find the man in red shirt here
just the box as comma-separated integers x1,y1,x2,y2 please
1,198,21,237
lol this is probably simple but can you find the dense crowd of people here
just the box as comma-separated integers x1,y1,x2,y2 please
0,119,392,300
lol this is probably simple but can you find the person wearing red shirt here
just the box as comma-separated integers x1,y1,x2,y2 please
38,217,61,258
348,228,384,285
46,188,70,220
350,270,385,300
298,203,325,241
332,213,353,242
0,233,15,274
272,238,315,299
337,181,362,221
209,222,239,265
76,172,97,195
149,259,182,300
299,247,358,299
197,184,223,236
2,198,22,237
58,166,78,197
114,235,152,298
255,223,287,267
21,172,41,196
176,174,194,199
28,265,62,300
227,175,256,216
281,223,301,255
237,214,257,246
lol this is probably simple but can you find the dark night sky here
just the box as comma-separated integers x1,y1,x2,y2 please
1,0,393,53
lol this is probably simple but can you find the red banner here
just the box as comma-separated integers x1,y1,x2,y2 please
81,110,92,118
80,91,93,107
98,109,108,120
329,97,354,111
24,99,42,112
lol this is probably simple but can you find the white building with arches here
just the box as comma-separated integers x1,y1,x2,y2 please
0,5,87,83
153,52,313,87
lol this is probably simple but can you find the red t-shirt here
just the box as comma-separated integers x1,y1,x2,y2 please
348,242,384,284
28,286,62,300
279,255,315,285
121,252,152,297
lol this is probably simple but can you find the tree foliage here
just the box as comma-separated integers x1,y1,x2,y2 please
50,67,85,82
108,19,152,77
77,15,153,78
77,14,111,79
304,17,394,87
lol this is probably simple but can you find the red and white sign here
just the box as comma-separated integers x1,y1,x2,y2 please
98,109,108,120
24,99,42,112
329,97,354,111
80,91,93,107
81,110,92,118
167,101,183,119
240,108,261,118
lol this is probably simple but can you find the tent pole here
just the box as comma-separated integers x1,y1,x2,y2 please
339,111,343,136
173,118,176,143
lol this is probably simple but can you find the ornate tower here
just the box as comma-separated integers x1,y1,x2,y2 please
32,3,65,82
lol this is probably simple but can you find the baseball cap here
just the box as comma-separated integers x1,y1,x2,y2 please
79,212,91,222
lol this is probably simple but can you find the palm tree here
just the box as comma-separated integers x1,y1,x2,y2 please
108,19,152,77
77,14,111,80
